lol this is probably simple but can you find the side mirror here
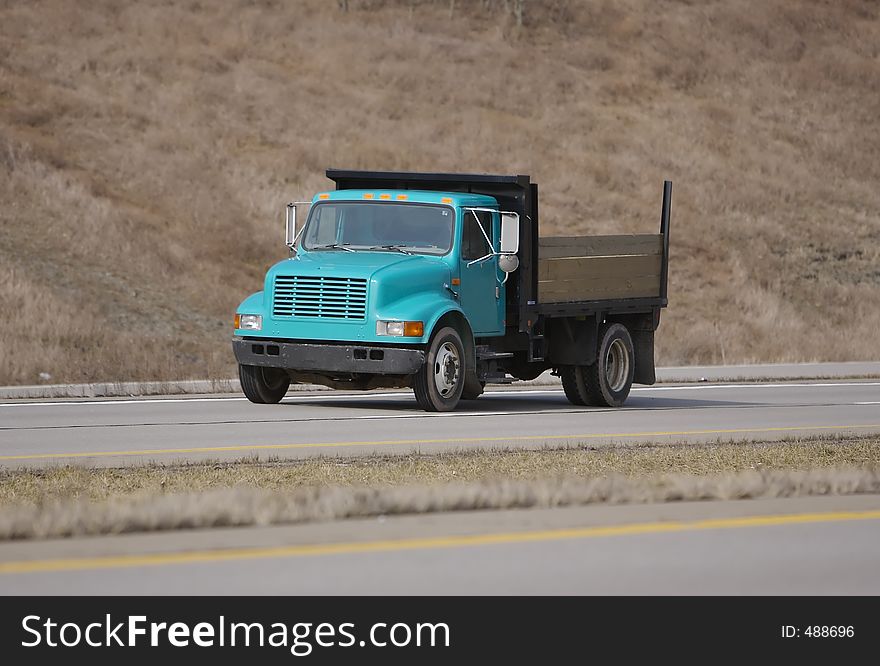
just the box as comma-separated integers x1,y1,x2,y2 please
500,212,520,254
286,201,311,253
285,203,297,250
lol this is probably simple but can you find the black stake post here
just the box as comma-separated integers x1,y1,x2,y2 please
659,180,672,304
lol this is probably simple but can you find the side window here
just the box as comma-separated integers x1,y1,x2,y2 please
461,210,494,261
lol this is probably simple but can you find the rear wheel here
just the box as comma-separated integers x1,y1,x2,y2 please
239,364,290,404
413,327,464,411
583,323,635,407
561,365,588,406
560,323,635,408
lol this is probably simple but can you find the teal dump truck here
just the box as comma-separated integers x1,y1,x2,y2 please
233,170,672,412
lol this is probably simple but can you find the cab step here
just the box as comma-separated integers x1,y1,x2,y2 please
476,346,514,361
483,373,515,384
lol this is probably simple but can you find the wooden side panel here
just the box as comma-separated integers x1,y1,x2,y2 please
538,254,661,281
538,234,662,259
537,234,664,303
539,275,661,301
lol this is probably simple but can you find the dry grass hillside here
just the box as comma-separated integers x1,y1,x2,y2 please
1,0,879,385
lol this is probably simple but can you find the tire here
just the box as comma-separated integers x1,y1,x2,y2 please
560,365,588,406
239,364,290,404
461,376,485,400
582,323,635,407
413,327,465,411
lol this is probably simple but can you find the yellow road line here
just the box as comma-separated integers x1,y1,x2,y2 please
2,510,879,575
2,423,880,462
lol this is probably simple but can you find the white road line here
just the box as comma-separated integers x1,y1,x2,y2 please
0,396,251,408
855,402,880,405
0,382,877,409
633,382,880,391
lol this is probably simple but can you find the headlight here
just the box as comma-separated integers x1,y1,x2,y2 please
235,314,262,331
376,320,424,337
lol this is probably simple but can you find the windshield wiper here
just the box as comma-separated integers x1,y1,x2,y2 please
312,243,356,253
371,244,414,255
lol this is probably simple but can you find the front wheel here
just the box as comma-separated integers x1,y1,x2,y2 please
239,364,290,404
413,327,464,411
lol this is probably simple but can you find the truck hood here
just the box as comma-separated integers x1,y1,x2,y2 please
281,250,434,278
266,251,449,286
265,251,452,310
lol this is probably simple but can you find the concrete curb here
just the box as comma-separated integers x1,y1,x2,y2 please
0,378,326,400
656,361,880,383
1,362,877,400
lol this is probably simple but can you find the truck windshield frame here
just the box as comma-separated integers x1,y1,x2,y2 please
301,201,455,257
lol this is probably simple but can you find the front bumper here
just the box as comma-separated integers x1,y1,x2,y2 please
232,337,425,375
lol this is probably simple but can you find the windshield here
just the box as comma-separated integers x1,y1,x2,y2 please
302,202,454,256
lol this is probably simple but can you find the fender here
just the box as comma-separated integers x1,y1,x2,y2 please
373,291,466,346
236,291,265,315
424,304,470,343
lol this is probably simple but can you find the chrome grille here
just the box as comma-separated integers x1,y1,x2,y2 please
273,275,367,320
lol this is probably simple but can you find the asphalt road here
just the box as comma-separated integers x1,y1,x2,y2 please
2,364,879,595
3,361,879,401
2,495,878,594
0,377,878,468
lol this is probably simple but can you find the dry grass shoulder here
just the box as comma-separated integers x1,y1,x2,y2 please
1,435,878,540
2,1,880,385
2,435,879,506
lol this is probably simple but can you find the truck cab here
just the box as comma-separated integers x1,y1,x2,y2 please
234,170,671,412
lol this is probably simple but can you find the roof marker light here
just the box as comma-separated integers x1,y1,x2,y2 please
396,194,408,200
379,193,391,200
318,193,330,200
442,197,453,204
363,193,375,199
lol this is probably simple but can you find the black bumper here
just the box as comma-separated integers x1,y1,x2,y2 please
232,338,425,375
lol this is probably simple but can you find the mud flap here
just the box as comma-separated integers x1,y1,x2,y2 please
632,329,656,385
463,371,485,398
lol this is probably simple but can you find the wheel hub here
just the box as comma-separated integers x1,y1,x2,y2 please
604,338,630,393
433,342,461,397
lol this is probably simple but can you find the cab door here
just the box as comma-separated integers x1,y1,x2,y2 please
458,209,503,335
